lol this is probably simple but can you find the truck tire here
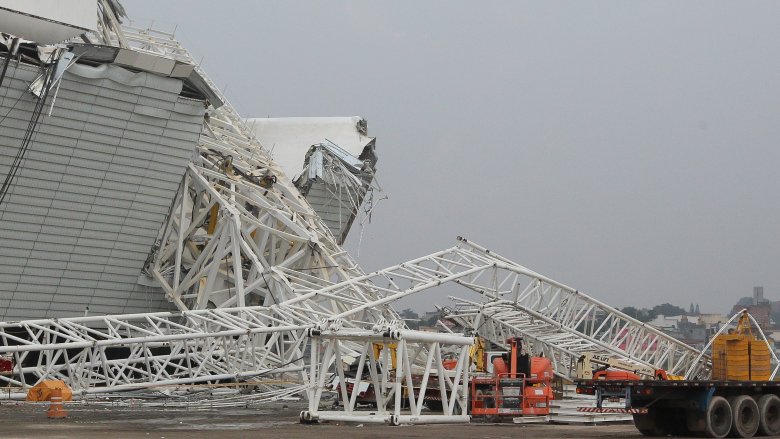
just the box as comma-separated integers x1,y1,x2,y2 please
705,396,733,438
633,409,667,436
729,395,759,438
757,394,780,436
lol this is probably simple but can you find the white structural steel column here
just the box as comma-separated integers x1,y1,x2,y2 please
301,322,472,425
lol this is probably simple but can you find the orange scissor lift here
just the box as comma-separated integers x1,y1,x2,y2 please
470,337,554,418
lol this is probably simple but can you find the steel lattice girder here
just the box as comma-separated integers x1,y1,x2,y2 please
0,2,713,395
0,306,312,394
86,9,380,317
441,240,712,379
0,237,712,392
274,237,712,379
443,298,606,380
114,23,399,324
302,323,472,425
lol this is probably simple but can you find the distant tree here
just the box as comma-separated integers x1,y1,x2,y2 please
400,308,420,329
651,303,687,317
621,306,652,322
423,312,440,327
772,310,780,326
621,306,641,319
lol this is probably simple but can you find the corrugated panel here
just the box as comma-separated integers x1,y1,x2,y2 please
0,59,203,320
304,182,356,238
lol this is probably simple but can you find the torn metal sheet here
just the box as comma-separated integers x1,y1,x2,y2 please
247,117,379,244
246,116,374,178
0,0,96,44
295,140,377,243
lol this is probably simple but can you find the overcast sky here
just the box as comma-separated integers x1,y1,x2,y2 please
123,1,780,314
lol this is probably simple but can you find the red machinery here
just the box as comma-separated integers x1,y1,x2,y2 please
470,337,554,418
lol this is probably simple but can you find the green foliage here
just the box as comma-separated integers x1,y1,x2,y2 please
423,313,440,327
620,303,687,322
400,308,420,329
651,303,687,317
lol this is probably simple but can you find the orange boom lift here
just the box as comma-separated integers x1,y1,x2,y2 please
470,337,554,418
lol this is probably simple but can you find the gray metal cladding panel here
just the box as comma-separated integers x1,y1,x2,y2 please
0,284,17,294
112,241,151,253
0,265,23,275
1,220,41,233
72,245,112,257
11,175,60,191
87,221,122,233
0,59,205,321
58,270,103,282
54,290,95,303
1,238,34,252
304,183,354,236
39,225,82,238
34,233,77,246
101,264,139,277
77,229,120,241
53,302,91,314
24,258,68,270
0,275,19,285
58,278,99,288
89,296,128,307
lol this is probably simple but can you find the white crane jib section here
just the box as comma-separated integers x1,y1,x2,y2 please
0,237,710,394
442,238,711,380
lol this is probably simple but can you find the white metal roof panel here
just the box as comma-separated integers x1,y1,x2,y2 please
246,116,374,179
0,0,96,44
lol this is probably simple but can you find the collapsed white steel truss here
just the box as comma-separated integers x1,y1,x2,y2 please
302,322,472,425
441,239,712,380
0,306,310,395
1,8,403,396
108,24,396,323
0,237,711,394
295,141,380,244
0,7,712,397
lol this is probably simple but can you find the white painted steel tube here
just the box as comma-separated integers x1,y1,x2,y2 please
313,412,470,425
62,366,302,395
0,324,311,353
396,415,470,424
316,329,472,346
395,329,473,346
0,306,283,328
312,412,391,424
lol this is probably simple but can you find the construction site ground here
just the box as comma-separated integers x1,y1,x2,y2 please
0,401,655,438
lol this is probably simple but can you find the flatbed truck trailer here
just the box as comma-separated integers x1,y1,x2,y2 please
576,379,780,438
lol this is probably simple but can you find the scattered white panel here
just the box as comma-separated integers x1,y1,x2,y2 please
246,116,374,179
0,0,96,43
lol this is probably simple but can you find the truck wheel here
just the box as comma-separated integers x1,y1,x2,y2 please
633,409,667,436
729,395,759,438
757,394,780,436
705,396,732,438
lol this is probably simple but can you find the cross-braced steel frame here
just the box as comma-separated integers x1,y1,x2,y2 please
0,306,311,395
1,8,401,396
0,237,713,394
302,321,472,425
110,22,397,324
0,7,714,396
441,239,712,379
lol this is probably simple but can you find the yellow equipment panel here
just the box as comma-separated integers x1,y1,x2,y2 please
711,313,771,381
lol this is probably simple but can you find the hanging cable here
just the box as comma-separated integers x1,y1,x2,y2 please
0,37,19,91
0,48,60,209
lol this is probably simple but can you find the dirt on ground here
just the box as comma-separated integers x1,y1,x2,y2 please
0,400,654,439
